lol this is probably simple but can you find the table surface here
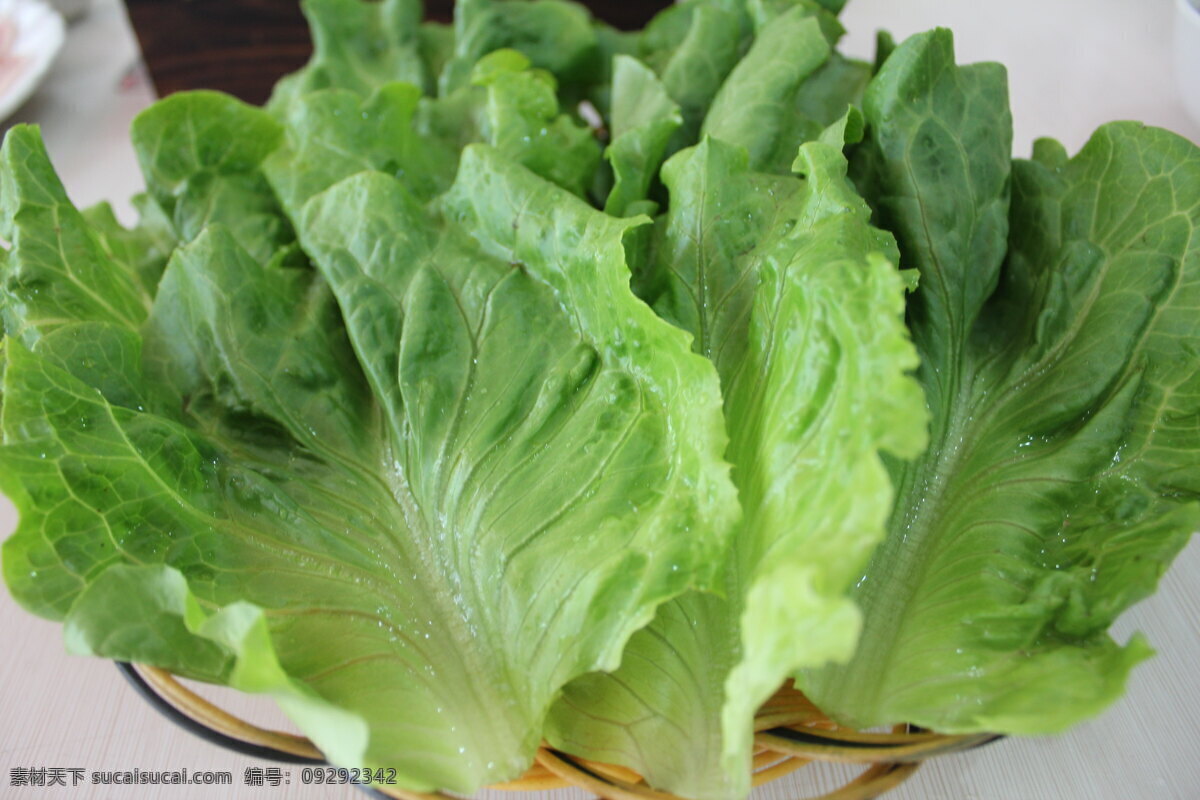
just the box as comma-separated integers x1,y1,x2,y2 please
1,1,1198,799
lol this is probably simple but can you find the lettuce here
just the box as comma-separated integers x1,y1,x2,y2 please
801,28,1200,735
546,117,926,800
0,118,737,791
2,2,1196,799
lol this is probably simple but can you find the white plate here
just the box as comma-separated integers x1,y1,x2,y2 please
0,0,65,124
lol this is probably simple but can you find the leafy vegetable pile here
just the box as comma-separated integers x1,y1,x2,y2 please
2,0,1197,797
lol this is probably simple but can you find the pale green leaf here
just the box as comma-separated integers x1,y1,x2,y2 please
802,29,1200,736
547,125,924,800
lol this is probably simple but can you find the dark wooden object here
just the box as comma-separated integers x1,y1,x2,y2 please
124,1,674,106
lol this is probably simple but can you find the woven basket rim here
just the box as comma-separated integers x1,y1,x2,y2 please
117,662,1000,800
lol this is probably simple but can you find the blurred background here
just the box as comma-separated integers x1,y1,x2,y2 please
1,1,1199,799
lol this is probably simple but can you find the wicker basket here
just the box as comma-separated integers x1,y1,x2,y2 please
117,663,998,800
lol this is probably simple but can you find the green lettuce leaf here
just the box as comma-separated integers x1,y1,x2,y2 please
130,92,293,262
813,0,846,13
63,562,372,769
745,0,843,42
0,126,150,347
82,195,176,297
0,129,737,792
469,50,601,197
630,0,862,171
266,51,599,210
636,0,746,142
788,53,872,148
418,22,456,86
545,121,926,799
264,82,457,212
700,10,831,173
603,54,681,217
269,0,430,109
801,29,1200,734
439,0,599,94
